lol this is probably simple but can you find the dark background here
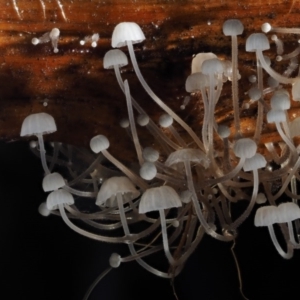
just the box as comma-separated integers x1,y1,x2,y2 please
0,141,299,300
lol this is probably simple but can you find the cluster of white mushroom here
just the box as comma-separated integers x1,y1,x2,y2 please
21,19,300,296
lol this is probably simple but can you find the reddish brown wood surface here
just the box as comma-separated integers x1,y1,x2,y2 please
0,0,300,161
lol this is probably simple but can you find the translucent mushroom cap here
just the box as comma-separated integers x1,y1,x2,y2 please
270,91,290,110
254,205,279,226
267,109,286,123
96,176,140,207
292,78,300,101
38,202,51,217
109,253,121,268
201,58,224,75
243,153,267,172
185,72,209,92
256,193,267,204
233,138,257,159
20,113,57,137
103,49,128,69
90,135,110,153
289,117,300,138
137,114,150,126
46,189,74,210
165,149,210,169
139,185,182,213
277,202,300,223
111,22,146,48
159,114,173,128
217,125,230,138
139,162,157,180
49,28,60,39
180,190,192,204
142,147,159,162
42,172,65,192
191,52,217,74
248,86,262,101
222,19,244,36
246,33,270,52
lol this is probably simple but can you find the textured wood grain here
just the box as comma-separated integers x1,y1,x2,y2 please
0,0,300,161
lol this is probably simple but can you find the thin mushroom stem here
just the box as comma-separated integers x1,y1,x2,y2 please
124,80,144,165
37,133,50,175
267,224,293,259
159,209,176,265
127,40,205,151
184,160,233,242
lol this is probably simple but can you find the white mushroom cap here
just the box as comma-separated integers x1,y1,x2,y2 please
165,149,210,169
222,19,244,36
277,202,300,223
267,109,286,123
217,125,230,138
248,86,262,101
142,147,159,162
201,58,224,75
32,37,40,45
256,193,267,204
270,91,290,110
38,202,51,217
261,22,272,33
20,113,57,137
139,162,157,180
254,205,279,226
185,72,209,92
246,33,270,52
109,253,121,268
103,49,128,69
159,114,173,128
191,52,217,74
180,190,192,203
46,189,74,210
136,114,149,126
90,135,110,153
139,186,182,213
42,172,65,192
96,176,140,207
243,153,267,172
49,28,60,39
233,138,257,159
111,22,146,48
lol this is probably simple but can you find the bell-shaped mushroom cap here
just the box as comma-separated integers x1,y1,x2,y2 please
42,172,65,192
246,33,270,52
217,125,230,138
38,202,51,217
46,189,74,210
248,86,262,101
142,147,159,162
256,193,267,204
243,153,267,172
136,114,150,126
119,118,130,128
223,19,244,36
270,91,290,110
292,78,300,101
191,52,217,74
111,22,146,48
201,58,224,75
165,149,210,169
277,202,300,223
254,205,279,226
96,176,140,207
261,22,272,33
159,114,173,128
90,135,110,153
139,162,157,180
267,109,286,123
20,113,57,137
109,253,121,268
103,49,128,69
139,185,182,213
49,28,60,39
233,138,257,159
289,117,300,138
185,72,209,92
180,190,192,204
